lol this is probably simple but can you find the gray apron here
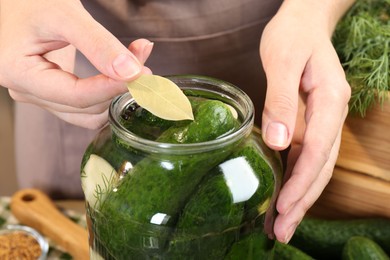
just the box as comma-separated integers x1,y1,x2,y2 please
15,0,282,199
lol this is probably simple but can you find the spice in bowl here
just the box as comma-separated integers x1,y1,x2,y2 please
0,225,48,260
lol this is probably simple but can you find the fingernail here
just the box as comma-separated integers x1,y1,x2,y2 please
265,122,288,147
142,42,154,62
284,222,298,243
112,53,141,79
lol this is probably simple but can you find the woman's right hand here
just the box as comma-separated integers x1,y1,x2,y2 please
0,0,153,128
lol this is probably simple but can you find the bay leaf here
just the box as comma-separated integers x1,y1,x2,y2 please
126,75,194,121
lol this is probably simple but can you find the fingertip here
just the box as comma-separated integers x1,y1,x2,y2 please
142,66,153,75
272,218,287,243
282,224,298,244
273,216,299,244
142,42,154,62
128,39,154,64
263,121,289,150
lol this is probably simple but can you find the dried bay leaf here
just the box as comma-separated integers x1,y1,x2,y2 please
126,75,194,121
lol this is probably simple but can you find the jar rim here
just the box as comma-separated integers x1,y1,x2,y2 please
108,75,254,154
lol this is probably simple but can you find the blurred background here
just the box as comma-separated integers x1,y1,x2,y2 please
0,87,18,196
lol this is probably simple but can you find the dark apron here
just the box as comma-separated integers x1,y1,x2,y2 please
15,0,282,199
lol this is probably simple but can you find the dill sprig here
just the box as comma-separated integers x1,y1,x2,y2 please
93,169,117,209
333,0,390,117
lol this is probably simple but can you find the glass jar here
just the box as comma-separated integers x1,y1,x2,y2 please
81,75,283,260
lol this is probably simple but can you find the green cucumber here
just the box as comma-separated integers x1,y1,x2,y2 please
119,104,176,140
157,99,239,143
290,217,390,259
224,230,274,259
166,135,277,259
167,170,244,259
226,234,313,260
342,236,390,260
274,242,314,260
234,138,275,222
93,99,241,258
167,174,244,259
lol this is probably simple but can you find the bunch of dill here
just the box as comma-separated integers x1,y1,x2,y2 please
333,0,390,117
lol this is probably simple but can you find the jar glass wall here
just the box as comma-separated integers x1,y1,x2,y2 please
81,75,283,259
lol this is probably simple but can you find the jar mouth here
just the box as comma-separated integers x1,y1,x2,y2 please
109,75,255,154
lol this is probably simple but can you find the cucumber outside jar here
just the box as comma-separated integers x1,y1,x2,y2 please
80,75,283,260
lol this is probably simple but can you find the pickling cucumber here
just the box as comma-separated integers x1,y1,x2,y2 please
93,99,241,258
156,99,240,143
290,217,390,259
274,242,314,260
167,135,276,259
167,170,244,259
224,230,274,259
233,138,275,222
342,236,390,260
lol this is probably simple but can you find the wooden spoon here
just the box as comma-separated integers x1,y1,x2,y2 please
10,188,89,260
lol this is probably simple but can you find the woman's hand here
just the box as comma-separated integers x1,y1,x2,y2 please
0,0,153,128
260,0,354,243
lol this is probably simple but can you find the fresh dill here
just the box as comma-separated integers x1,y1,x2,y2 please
93,169,117,209
333,0,390,117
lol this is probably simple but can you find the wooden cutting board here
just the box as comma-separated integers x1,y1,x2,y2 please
336,92,390,181
309,166,390,219
10,189,89,260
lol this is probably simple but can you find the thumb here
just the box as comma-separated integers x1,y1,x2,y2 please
261,63,302,151
128,38,154,65
61,7,144,81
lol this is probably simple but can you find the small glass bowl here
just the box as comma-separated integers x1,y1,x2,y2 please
0,224,49,260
